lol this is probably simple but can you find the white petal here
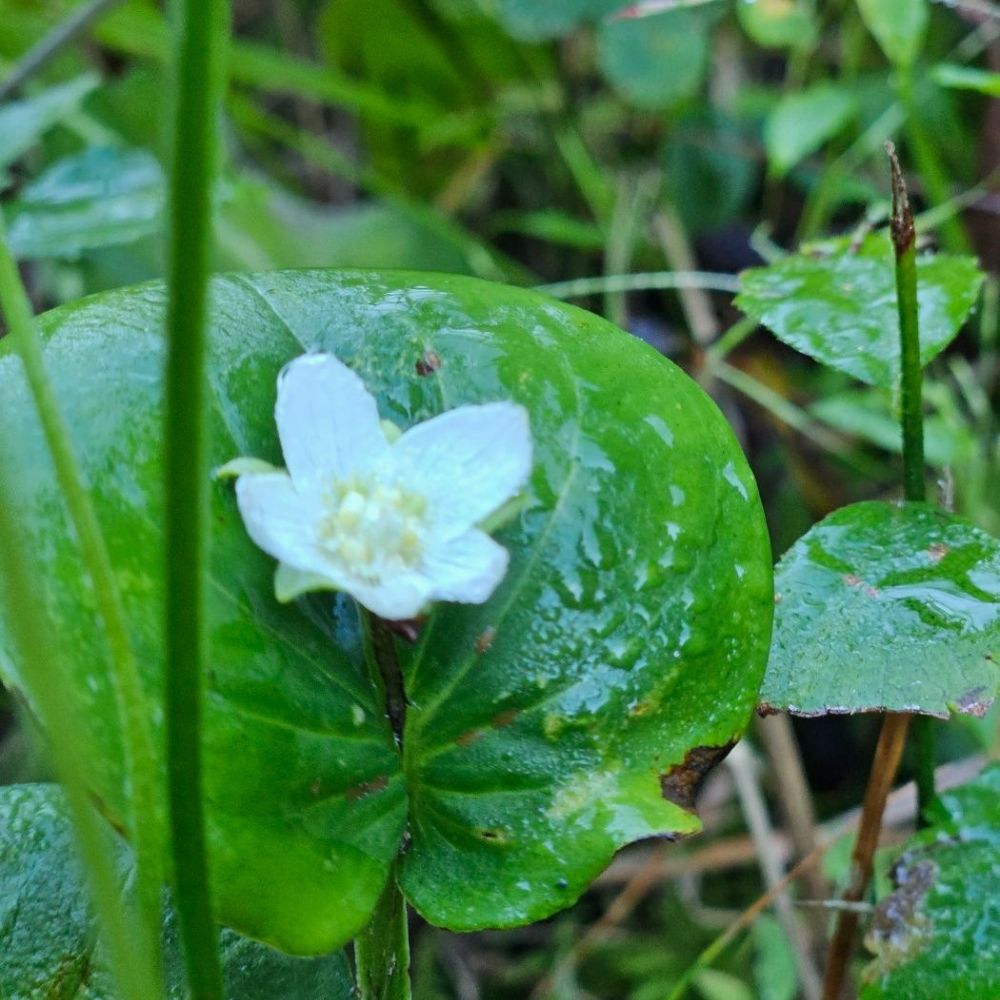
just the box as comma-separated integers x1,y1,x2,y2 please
350,575,432,621
235,473,341,582
392,403,531,534
423,529,509,604
274,563,335,603
275,353,389,485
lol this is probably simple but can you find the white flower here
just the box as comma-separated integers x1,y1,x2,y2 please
220,352,532,621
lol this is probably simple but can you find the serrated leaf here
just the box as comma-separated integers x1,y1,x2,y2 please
5,147,164,259
857,0,928,68
760,501,1000,718
0,270,773,952
765,83,856,177
861,765,1000,999
0,784,355,999
597,6,721,108
736,234,984,388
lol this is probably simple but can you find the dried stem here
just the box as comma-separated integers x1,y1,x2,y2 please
821,714,910,1000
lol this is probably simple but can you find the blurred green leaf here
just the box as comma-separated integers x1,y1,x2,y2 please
931,63,1000,98
5,146,163,259
598,6,722,109
752,915,798,1000
809,390,968,468
0,74,97,181
663,110,758,233
856,0,928,69
737,234,983,388
862,765,1000,999
737,0,818,50
497,0,621,40
0,270,772,952
0,783,355,998
695,968,755,1000
765,83,856,177
761,501,1000,718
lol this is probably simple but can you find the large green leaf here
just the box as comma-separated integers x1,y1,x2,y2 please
736,234,983,388
737,0,818,50
0,783,355,998
760,501,1000,718
862,765,1000,999
0,271,772,951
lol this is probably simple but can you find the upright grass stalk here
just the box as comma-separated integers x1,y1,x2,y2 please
0,218,163,990
821,142,936,1000
0,447,150,1000
163,1,230,997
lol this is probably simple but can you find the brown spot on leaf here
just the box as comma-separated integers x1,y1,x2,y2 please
456,728,483,747
954,686,993,717
660,741,736,811
843,573,863,587
345,775,389,801
864,856,936,980
416,350,441,376
756,702,780,717
492,708,518,729
475,626,496,654
928,542,949,563
865,585,880,599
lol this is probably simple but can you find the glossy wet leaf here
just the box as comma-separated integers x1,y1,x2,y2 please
5,147,164,259
0,270,772,951
857,0,928,68
765,83,856,177
736,234,983,388
862,765,1000,999
597,6,722,108
0,784,355,998
760,501,1000,718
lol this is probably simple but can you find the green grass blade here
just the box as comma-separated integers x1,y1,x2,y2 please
0,216,163,992
163,0,231,996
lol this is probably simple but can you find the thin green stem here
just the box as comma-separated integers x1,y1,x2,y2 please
0,219,163,989
0,444,150,1000
536,271,740,300
163,1,230,997
887,142,938,829
355,868,412,1000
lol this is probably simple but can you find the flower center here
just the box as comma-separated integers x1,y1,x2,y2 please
318,475,429,582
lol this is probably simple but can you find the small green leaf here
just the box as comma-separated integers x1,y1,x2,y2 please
861,765,1000,999
761,501,1000,718
931,63,1000,98
5,147,164,259
0,75,98,180
737,0,819,50
496,0,621,40
0,270,773,951
736,234,984,388
0,784,355,999
765,83,856,177
856,0,928,68
598,6,722,108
